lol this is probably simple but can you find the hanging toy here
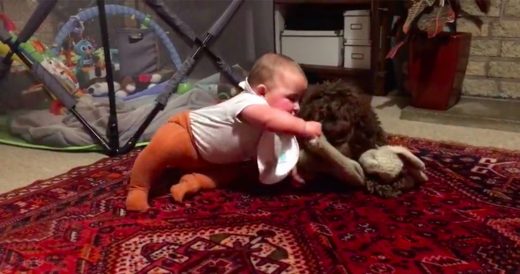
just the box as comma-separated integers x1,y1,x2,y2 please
73,39,95,68
61,15,85,67
70,15,85,41
73,39,97,88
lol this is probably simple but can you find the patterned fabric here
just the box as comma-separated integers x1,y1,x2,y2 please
0,136,519,273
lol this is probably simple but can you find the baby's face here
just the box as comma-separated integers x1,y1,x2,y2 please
264,70,307,115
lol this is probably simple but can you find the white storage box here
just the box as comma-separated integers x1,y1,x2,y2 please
344,39,371,69
343,10,370,41
281,30,343,67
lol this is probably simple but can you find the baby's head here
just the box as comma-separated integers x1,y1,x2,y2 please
248,53,307,115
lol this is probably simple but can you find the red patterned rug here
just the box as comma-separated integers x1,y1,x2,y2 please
0,136,519,274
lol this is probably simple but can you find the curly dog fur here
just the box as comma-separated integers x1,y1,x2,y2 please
298,80,387,160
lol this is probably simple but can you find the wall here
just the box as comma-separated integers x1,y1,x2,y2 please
458,0,520,99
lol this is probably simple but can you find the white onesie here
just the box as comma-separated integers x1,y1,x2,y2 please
189,84,267,164
189,79,299,184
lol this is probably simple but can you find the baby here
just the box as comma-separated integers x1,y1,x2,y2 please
125,53,322,211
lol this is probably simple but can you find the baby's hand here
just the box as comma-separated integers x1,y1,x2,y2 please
303,121,322,138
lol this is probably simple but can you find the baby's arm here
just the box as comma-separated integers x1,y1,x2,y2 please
240,104,321,138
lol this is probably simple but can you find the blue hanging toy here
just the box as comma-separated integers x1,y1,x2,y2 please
73,39,95,68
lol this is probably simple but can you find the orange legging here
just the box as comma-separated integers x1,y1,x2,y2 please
125,111,256,211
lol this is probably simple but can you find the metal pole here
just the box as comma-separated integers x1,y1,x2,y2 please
96,0,120,155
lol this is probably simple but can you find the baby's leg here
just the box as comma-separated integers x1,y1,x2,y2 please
170,173,217,202
170,165,244,202
126,121,199,211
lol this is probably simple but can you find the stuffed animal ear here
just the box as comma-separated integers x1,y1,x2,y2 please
382,145,428,183
384,145,426,171
409,168,429,183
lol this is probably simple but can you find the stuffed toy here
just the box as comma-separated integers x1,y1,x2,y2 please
134,72,162,90
116,73,160,97
85,70,167,98
73,39,95,69
359,145,428,197
73,39,120,88
86,81,123,97
117,69,174,96
297,79,427,197
118,76,137,96
297,136,428,198
73,39,97,88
